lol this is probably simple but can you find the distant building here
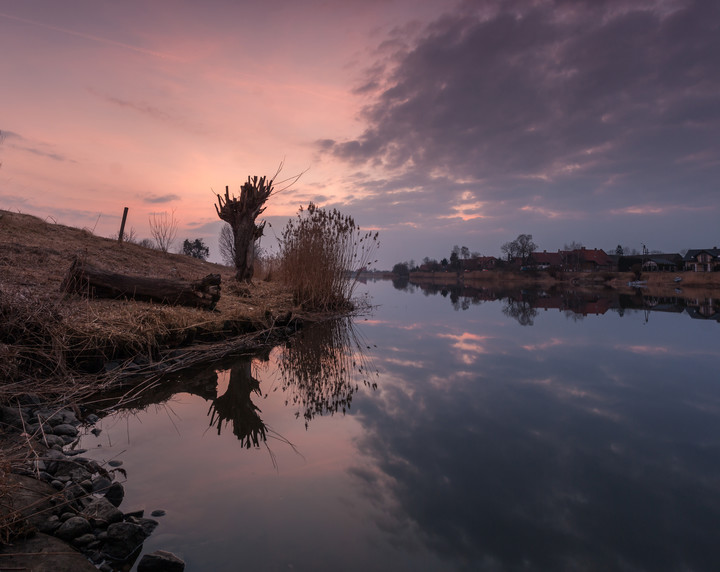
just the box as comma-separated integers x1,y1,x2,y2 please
528,251,563,269
683,248,720,272
561,248,613,272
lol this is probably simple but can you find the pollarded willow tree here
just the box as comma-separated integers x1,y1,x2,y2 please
215,175,274,282
215,167,303,281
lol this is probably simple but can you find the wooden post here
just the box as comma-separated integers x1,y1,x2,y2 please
118,207,129,243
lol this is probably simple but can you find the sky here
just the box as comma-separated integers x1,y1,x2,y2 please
1,0,718,268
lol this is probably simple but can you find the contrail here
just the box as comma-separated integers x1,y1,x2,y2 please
0,11,181,61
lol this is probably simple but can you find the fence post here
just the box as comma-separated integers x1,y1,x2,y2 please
118,207,129,243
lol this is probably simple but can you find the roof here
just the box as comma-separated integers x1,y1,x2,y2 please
683,248,720,261
530,251,563,265
562,248,612,265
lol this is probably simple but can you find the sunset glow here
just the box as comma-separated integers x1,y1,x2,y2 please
2,1,718,266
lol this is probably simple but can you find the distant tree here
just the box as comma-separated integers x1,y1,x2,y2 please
138,238,155,249
471,251,481,258
218,223,235,266
392,262,410,276
182,238,209,260
449,250,460,270
563,241,583,251
441,258,449,268
460,246,470,260
503,234,538,263
149,210,179,253
615,244,624,256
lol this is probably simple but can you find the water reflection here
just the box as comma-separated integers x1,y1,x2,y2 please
89,317,377,446
276,317,377,427
396,279,720,324
208,357,268,447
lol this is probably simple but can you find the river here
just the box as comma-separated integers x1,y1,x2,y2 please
79,278,720,571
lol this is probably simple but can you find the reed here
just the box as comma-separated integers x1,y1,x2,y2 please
278,203,378,311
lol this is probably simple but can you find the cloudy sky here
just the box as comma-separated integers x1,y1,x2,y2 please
1,0,718,267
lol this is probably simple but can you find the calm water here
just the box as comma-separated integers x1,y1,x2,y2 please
79,279,720,571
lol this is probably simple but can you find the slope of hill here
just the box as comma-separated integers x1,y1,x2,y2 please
0,209,295,391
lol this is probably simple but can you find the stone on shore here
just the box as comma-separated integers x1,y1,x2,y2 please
137,549,186,572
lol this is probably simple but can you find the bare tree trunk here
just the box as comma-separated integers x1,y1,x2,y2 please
62,258,221,310
215,177,273,282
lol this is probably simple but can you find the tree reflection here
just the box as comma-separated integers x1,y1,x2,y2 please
276,317,377,427
208,358,268,448
502,298,538,326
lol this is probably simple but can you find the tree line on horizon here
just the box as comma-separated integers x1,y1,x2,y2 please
392,234,684,276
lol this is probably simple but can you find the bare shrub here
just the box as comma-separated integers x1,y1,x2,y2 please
149,210,178,253
218,223,235,266
279,203,379,311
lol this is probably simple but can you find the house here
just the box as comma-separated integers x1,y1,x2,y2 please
683,248,720,272
462,256,498,271
641,254,683,272
528,251,563,270
561,248,613,272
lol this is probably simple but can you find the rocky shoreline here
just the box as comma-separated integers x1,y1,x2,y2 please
1,403,184,571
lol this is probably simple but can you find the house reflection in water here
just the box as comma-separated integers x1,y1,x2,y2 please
393,280,719,324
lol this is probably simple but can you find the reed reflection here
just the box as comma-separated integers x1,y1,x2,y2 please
276,317,377,427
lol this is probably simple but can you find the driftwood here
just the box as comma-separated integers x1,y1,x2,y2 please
62,257,221,310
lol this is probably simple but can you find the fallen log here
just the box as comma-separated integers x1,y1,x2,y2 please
62,257,221,310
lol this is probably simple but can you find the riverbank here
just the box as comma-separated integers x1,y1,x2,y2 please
0,210,307,397
388,268,720,298
0,209,312,568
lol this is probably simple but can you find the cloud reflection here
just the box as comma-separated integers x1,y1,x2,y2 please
350,291,720,570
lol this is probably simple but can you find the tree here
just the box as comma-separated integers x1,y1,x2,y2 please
563,241,584,251
392,262,410,276
502,234,538,263
215,175,280,281
449,250,460,271
182,238,209,260
460,246,470,260
149,210,179,253
218,223,235,266
615,245,624,256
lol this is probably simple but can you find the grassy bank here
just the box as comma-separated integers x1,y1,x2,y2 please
0,210,307,404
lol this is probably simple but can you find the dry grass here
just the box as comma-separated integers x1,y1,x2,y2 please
0,209,298,401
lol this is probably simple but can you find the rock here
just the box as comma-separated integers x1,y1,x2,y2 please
64,448,87,456
103,521,149,560
81,497,123,527
38,515,61,534
137,550,186,572
108,459,123,467
0,474,58,529
60,410,78,425
104,481,125,507
55,516,91,541
53,424,79,437
0,532,97,571
85,413,100,423
72,533,97,546
92,475,113,493
150,509,166,517
42,433,66,448
0,404,28,428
